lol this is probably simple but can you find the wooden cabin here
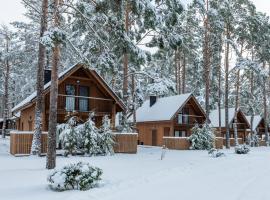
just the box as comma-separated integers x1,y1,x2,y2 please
11,63,126,131
135,93,206,146
209,108,250,142
246,115,269,139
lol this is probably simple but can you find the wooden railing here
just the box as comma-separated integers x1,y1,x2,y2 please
57,94,113,114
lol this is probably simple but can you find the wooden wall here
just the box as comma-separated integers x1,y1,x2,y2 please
137,121,173,146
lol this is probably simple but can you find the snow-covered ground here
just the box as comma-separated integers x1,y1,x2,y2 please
1,137,270,200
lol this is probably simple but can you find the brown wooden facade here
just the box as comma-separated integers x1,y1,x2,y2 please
13,64,125,131
136,95,206,146
217,111,250,143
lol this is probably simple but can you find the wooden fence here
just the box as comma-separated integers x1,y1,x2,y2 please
163,137,224,150
10,131,48,155
223,138,243,146
113,133,138,154
10,131,137,155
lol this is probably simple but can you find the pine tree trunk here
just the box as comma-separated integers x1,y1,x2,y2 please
122,0,129,119
182,52,186,94
233,69,240,146
1,36,10,138
263,81,269,145
250,71,254,146
203,0,210,124
174,49,179,94
46,0,60,169
225,24,230,149
218,56,222,136
31,0,48,155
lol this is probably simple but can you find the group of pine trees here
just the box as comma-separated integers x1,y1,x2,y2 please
1,0,270,168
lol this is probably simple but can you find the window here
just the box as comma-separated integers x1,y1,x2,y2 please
65,84,75,111
174,130,186,137
164,127,170,136
178,108,189,124
79,86,89,111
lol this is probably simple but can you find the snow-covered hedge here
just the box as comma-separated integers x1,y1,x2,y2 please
57,113,115,156
188,124,215,150
208,148,225,158
48,162,102,191
235,145,250,154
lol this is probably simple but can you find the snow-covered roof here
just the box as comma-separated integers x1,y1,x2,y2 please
11,65,75,112
136,93,193,122
12,63,125,113
209,108,237,127
245,115,262,131
0,118,3,122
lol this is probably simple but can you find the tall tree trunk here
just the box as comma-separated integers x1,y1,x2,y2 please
225,24,230,149
182,52,186,94
250,71,254,146
233,69,240,146
46,0,61,169
233,44,243,146
122,0,129,121
174,49,179,94
1,36,10,138
218,55,222,136
203,0,210,124
263,79,269,145
131,73,136,123
31,0,48,155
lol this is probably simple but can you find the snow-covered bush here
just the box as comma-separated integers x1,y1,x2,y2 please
188,124,215,150
48,162,102,191
58,117,79,156
208,148,225,158
98,115,115,155
247,133,259,147
235,145,250,154
57,113,115,156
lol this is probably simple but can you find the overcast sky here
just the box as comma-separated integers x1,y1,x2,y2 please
0,0,269,26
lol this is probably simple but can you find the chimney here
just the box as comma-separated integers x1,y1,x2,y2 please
150,96,157,107
44,69,52,85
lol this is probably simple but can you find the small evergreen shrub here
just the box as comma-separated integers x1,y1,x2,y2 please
58,117,78,156
58,113,115,156
208,148,225,158
235,145,250,154
188,124,215,150
48,162,102,191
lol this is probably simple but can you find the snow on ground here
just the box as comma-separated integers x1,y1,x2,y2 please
1,138,270,200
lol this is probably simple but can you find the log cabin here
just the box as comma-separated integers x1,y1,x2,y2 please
209,108,250,142
11,63,126,131
135,93,206,146
246,115,269,139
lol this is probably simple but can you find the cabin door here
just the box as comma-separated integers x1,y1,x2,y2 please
79,86,89,111
152,130,158,146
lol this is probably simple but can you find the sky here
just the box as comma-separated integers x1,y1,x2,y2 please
0,0,269,26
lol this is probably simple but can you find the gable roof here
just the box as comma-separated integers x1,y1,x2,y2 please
12,63,126,113
245,115,263,131
136,93,206,123
209,108,249,128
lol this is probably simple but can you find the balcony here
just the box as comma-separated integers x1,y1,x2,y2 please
54,94,114,115
174,114,205,126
